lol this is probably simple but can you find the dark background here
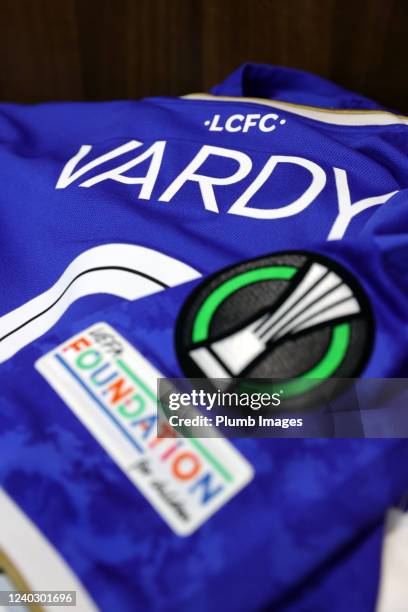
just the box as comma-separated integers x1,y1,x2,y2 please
0,0,407,111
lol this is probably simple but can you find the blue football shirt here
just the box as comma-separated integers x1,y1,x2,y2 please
0,62,408,611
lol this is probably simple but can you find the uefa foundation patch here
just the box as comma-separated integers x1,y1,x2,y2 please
176,251,374,409
35,323,253,536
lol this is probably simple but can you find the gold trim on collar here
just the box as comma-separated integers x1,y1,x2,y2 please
0,550,44,612
181,93,408,126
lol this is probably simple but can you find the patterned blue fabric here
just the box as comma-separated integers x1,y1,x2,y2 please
0,63,407,611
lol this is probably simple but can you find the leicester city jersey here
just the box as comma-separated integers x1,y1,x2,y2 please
0,62,408,611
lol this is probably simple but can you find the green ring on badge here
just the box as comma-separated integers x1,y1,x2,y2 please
191,265,351,397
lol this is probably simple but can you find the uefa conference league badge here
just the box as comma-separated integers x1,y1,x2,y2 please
176,251,374,411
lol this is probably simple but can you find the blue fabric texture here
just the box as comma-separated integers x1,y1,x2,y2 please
0,63,407,611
